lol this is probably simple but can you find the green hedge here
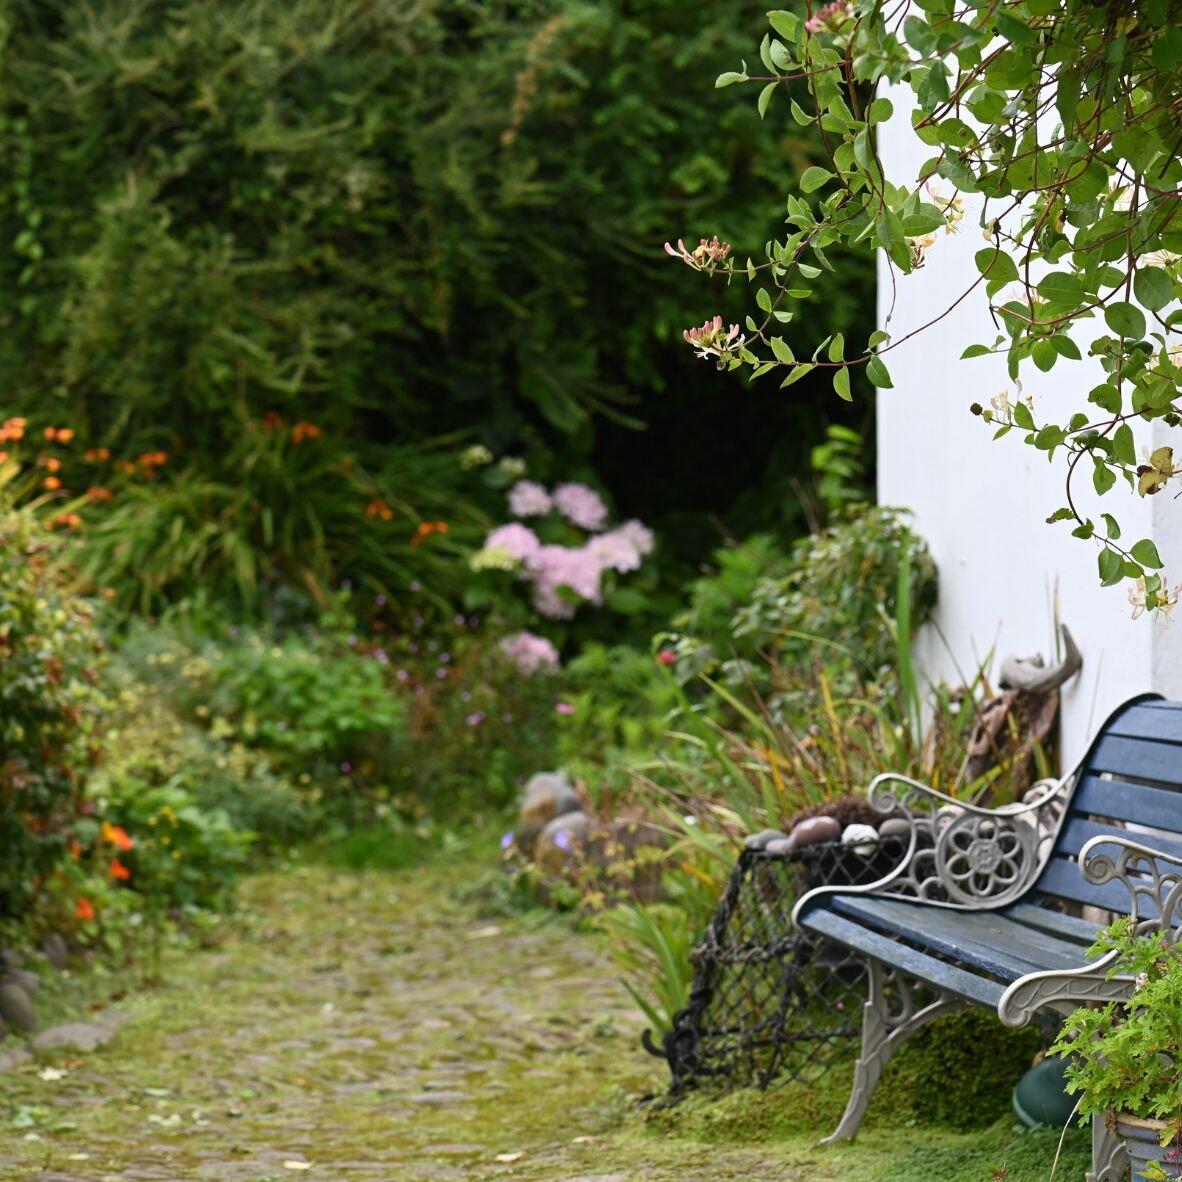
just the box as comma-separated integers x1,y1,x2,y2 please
0,0,872,610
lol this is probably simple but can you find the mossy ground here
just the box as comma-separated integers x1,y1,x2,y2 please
2,856,1092,1181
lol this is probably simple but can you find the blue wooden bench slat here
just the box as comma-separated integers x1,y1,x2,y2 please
801,908,1007,1009
1070,773,1182,830
825,896,1092,979
1033,853,1141,912
1003,901,1099,945
1083,734,1182,785
1056,814,1182,862
1103,700,1182,744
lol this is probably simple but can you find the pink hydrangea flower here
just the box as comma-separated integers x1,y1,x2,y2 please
527,544,605,618
484,523,541,562
589,520,655,572
507,480,552,517
552,482,608,531
499,631,560,675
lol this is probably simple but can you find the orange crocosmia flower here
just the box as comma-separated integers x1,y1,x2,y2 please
86,486,114,502
108,858,131,881
84,448,111,462
39,456,62,471
366,499,394,521
101,821,134,851
411,520,448,547
43,476,62,491
292,421,323,444
75,897,95,922
51,513,81,530
262,410,286,431
44,427,75,443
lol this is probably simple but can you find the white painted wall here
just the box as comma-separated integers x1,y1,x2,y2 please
876,87,1182,768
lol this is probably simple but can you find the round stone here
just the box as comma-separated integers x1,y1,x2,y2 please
842,823,879,857
534,812,593,873
763,837,795,856
519,787,583,830
743,828,787,851
3,969,39,998
878,817,912,841
41,934,69,971
790,816,841,848
522,771,573,803
0,982,36,1032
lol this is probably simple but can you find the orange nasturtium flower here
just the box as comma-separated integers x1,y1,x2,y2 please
108,858,131,881
101,821,134,852
75,897,95,922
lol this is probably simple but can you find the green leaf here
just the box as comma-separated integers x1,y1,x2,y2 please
974,247,1019,285
1032,340,1057,372
769,336,795,363
1093,458,1116,495
961,343,991,359
757,83,775,119
1105,302,1147,340
1036,272,1083,306
780,363,813,388
800,166,834,193
827,332,845,362
833,368,851,401
767,10,800,41
1098,547,1125,587
715,71,748,89
1102,513,1121,540
1113,424,1136,466
1132,539,1164,570
866,355,892,388
1134,267,1174,313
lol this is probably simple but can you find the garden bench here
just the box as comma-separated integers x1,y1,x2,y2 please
793,693,1182,1182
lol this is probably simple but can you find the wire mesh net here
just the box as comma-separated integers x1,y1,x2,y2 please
653,837,906,1095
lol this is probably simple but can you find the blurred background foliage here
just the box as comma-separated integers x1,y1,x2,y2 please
0,0,872,611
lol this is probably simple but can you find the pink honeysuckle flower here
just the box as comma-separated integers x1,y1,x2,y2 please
664,236,732,274
805,0,854,34
683,315,745,363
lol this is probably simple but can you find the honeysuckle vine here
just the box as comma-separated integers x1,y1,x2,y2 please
670,0,1182,616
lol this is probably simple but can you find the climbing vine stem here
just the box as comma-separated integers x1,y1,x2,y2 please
671,0,1182,617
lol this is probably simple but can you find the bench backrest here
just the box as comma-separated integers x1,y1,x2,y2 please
1033,694,1182,914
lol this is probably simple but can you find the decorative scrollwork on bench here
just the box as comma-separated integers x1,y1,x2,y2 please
1081,835,1182,939
863,773,1067,909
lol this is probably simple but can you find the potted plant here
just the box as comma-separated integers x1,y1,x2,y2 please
1052,918,1182,1181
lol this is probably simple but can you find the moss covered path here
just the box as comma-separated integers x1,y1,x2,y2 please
4,858,1091,1181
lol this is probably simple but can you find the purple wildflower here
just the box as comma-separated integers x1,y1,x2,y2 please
340,761,352,774
396,669,409,682
554,829,574,852
501,832,515,850
555,701,576,716
466,711,486,726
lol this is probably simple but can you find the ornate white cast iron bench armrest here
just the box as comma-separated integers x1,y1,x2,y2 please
792,693,1182,1182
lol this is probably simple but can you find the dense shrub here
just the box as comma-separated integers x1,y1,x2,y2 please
666,504,938,716
0,0,873,609
0,495,106,919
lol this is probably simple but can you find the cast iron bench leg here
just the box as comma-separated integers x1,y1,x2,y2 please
1086,1114,1129,1182
823,959,964,1143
